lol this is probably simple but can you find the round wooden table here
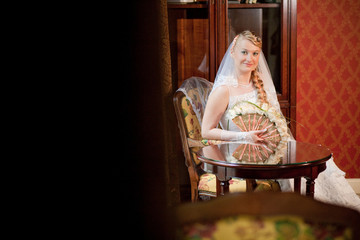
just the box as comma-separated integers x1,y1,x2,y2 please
196,141,332,198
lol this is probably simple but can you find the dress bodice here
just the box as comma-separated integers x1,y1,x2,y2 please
220,90,258,131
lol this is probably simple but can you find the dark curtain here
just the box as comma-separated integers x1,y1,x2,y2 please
114,0,178,239
159,0,182,206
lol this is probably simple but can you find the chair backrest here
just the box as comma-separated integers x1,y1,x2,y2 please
176,192,360,239
175,77,213,127
173,77,213,167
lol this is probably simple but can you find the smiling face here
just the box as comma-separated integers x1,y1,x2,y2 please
232,38,261,74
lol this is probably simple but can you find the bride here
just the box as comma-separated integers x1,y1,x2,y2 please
201,30,360,212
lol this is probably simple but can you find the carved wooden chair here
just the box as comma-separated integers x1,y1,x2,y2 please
176,192,360,239
173,77,275,202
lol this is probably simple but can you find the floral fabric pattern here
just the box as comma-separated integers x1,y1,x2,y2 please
181,215,352,240
198,174,247,195
198,174,281,195
182,97,202,140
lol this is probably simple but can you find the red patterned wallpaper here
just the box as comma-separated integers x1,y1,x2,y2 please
297,0,360,177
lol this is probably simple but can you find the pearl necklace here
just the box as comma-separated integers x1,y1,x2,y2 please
237,82,253,88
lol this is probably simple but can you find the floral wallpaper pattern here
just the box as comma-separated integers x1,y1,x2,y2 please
297,0,360,177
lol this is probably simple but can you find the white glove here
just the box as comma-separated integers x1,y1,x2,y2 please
220,129,266,142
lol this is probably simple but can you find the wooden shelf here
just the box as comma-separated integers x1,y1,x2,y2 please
168,3,208,9
168,2,279,9
228,3,280,8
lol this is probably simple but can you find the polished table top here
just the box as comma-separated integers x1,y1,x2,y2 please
196,141,332,168
196,140,332,197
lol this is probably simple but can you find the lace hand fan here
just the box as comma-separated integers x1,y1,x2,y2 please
228,101,290,164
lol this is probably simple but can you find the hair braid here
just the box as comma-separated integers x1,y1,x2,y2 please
251,71,269,105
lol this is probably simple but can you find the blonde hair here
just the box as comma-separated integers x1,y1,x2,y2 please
233,30,269,105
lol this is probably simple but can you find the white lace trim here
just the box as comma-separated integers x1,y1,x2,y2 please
279,157,360,213
315,158,360,212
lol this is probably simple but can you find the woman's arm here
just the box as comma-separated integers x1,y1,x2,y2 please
202,86,265,141
202,86,229,140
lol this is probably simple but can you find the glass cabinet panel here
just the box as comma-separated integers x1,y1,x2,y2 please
228,3,282,93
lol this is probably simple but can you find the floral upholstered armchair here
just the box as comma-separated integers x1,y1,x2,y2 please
173,77,247,202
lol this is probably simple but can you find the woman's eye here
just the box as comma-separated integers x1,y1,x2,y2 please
241,50,247,55
253,52,259,56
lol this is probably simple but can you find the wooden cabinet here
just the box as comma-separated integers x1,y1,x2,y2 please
168,0,297,136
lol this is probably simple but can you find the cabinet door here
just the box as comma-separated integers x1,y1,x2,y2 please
168,2,216,87
220,1,284,96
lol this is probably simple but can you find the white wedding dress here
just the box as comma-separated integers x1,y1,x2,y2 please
220,89,360,212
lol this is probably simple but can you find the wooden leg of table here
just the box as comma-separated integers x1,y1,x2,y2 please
294,177,301,194
220,180,230,196
305,177,315,198
216,167,231,196
215,177,221,197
